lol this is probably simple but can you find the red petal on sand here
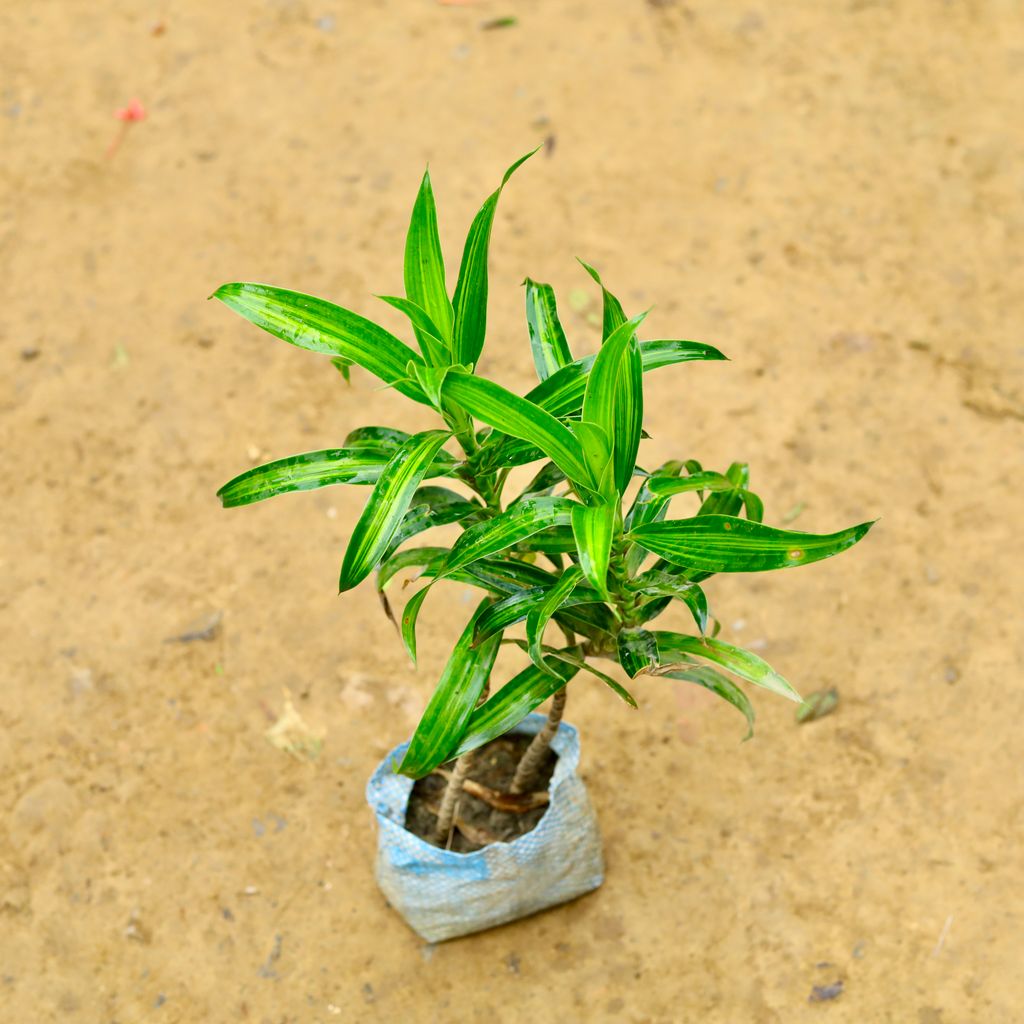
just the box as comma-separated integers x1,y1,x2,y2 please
115,99,147,122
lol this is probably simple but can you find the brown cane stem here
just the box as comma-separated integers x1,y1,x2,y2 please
510,685,566,794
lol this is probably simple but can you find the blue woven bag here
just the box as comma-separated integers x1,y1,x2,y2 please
366,714,604,942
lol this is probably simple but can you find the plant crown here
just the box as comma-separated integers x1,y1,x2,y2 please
214,151,872,778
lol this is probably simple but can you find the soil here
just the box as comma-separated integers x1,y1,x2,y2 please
2,2,1023,1022
406,735,557,853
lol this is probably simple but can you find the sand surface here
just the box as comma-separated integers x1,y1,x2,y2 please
2,2,1022,1021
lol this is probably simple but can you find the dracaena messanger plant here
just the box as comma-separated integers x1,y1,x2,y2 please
214,150,873,844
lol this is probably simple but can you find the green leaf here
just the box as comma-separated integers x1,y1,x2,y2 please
397,601,502,778
726,461,750,488
519,524,579,553
338,430,451,592
440,497,574,577
343,425,412,449
651,632,801,703
442,371,592,485
660,665,755,740
627,515,875,574
567,421,614,501
378,550,613,645
212,283,429,405
632,570,708,633
571,501,616,600
451,150,538,367
383,487,481,559
646,471,734,497
616,627,658,678
404,169,454,345
470,561,614,642
409,361,451,409
526,565,584,673
638,338,728,368
331,356,352,382
577,260,627,341
377,549,551,602
377,294,449,366
581,313,647,493
625,463,681,525
450,658,579,760
740,489,764,523
218,446,397,508
473,578,602,646
623,463,683,573
516,461,566,501
457,557,558,593
540,645,637,707
695,462,748,517
400,586,430,662
473,587,545,644
529,339,723,418
524,278,573,380
376,546,448,591
474,339,726,473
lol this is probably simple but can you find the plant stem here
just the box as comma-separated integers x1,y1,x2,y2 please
432,751,473,846
510,686,567,793
431,678,490,847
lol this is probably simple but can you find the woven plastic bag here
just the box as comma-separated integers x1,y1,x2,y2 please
365,714,604,943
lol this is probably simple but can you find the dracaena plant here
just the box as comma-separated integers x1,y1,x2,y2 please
214,150,873,846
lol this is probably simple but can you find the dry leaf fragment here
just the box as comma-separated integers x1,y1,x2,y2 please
265,689,324,760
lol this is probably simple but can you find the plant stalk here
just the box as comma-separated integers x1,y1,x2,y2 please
432,751,473,846
510,686,567,793
431,679,491,847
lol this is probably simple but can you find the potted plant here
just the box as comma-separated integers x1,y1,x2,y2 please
213,151,872,942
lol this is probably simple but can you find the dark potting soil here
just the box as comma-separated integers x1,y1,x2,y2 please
405,734,558,853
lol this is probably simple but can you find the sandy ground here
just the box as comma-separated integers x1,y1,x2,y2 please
2,1,1023,1021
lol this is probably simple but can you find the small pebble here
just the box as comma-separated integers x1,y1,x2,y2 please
20,347,40,361
68,666,94,698
809,980,843,1002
